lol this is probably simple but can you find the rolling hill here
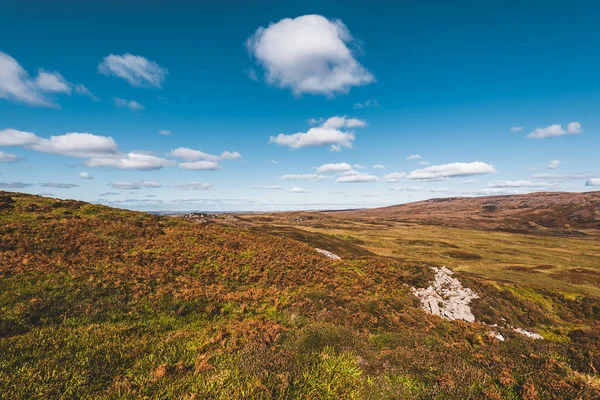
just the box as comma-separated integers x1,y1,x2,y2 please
1,191,599,399
335,191,600,235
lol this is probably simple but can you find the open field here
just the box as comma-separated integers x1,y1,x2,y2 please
1,191,600,399
242,221,600,297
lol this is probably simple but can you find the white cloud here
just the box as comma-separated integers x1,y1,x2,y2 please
585,178,600,187
86,152,175,170
99,54,168,88
407,162,496,181
34,70,71,94
0,128,40,146
391,186,424,191
430,188,449,193
168,147,241,162
0,52,96,107
383,172,406,183
547,160,560,169
246,14,374,96
353,164,365,169
467,188,525,195
40,182,79,189
406,154,421,160
510,126,523,132
316,162,352,173
527,121,582,139
461,179,477,184
268,159,278,164
174,182,213,190
219,151,242,161
114,97,144,111
109,181,162,190
0,128,175,171
178,160,221,170
0,182,33,188
289,187,309,193
269,116,365,151
158,129,172,136
252,185,283,190
372,164,385,169
280,174,328,181
353,99,380,109
336,170,378,183
79,172,93,179
487,180,555,188
31,132,120,157
531,173,591,181
417,160,431,166
0,151,20,163
74,84,98,101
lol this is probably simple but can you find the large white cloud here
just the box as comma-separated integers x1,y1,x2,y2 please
246,15,374,96
0,52,96,107
527,122,582,139
270,116,365,151
0,129,39,146
31,132,120,157
86,152,175,170
0,128,176,171
99,54,168,88
407,162,496,181
316,162,352,173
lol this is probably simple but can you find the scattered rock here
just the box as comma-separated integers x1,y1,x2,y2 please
315,248,341,260
512,327,543,340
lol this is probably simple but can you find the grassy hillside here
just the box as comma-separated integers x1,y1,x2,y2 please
1,192,599,399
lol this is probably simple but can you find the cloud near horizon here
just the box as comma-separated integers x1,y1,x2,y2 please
527,122,582,139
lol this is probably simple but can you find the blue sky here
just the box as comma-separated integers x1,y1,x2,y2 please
1,0,599,211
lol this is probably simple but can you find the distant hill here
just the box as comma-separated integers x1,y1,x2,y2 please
336,191,600,235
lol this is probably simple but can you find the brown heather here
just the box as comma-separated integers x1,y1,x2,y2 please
0,191,599,399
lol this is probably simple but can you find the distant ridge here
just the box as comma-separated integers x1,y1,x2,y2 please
336,191,600,234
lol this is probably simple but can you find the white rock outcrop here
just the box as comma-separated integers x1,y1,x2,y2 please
413,266,544,340
315,248,341,260
412,267,479,322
